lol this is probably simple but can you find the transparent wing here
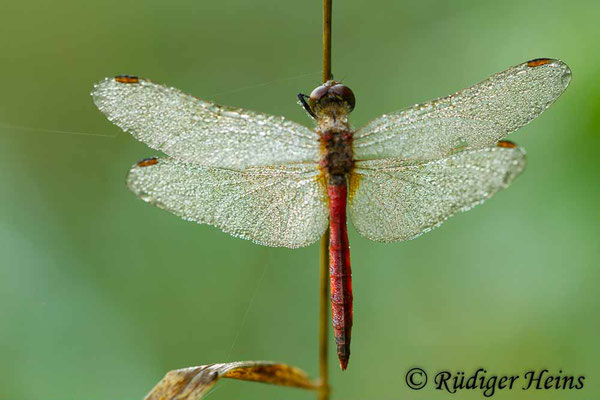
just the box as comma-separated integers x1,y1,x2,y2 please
127,158,328,248
127,158,329,247
348,144,526,242
354,59,571,161
92,77,320,169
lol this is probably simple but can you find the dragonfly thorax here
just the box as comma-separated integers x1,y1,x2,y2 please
317,114,354,184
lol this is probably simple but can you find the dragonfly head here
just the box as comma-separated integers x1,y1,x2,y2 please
308,81,355,116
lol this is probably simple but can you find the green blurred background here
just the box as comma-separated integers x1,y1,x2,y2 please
1,0,598,399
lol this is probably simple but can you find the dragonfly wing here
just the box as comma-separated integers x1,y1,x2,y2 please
348,144,526,242
354,59,571,161
92,77,320,169
127,158,328,248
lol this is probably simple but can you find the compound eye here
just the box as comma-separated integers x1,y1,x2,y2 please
330,84,355,111
308,84,330,109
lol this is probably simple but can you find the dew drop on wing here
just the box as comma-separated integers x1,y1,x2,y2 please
139,192,153,203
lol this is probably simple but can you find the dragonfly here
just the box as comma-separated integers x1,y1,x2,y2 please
92,58,571,370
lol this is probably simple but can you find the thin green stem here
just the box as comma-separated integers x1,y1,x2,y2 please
322,0,332,82
318,230,330,400
319,2,332,400
317,0,332,400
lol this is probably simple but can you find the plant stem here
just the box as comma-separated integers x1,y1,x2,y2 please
318,230,330,400
322,0,332,82
319,2,332,400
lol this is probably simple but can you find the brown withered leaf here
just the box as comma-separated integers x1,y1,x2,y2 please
144,361,320,400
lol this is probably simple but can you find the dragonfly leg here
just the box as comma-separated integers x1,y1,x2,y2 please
297,93,317,119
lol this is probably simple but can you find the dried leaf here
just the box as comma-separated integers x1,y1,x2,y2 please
145,361,320,400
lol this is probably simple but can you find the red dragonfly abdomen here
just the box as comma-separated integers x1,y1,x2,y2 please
327,181,353,370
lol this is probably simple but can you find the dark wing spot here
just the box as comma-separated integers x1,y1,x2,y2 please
497,140,517,148
527,58,551,67
115,75,140,84
137,157,158,167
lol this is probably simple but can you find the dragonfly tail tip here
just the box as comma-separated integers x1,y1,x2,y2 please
339,356,349,371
